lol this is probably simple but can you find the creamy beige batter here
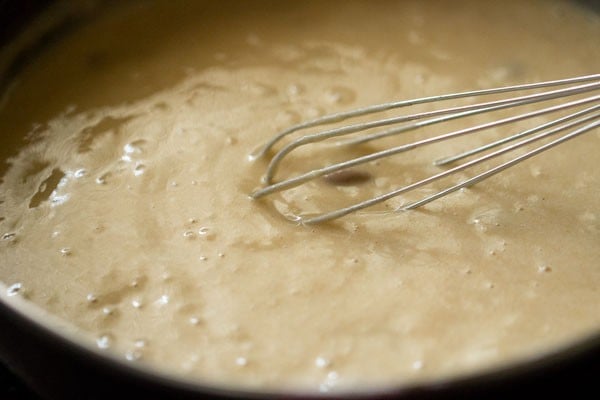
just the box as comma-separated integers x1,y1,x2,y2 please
0,0,599,393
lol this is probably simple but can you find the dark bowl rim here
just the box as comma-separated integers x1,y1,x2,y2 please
2,289,600,399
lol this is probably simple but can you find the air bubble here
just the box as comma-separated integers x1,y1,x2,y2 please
123,140,146,156
156,294,169,306
319,369,339,392
235,357,248,366
74,169,87,178
96,177,106,185
6,283,22,296
189,317,201,325
60,247,72,256
123,144,136,155
50,193,69,206
183,230,196,239
102,306,115,316
86,293,98,303
198,227,216,240
538,265,552,273
133,163,146,176
469,208,503,232
327,371,339,380
125,349,143,361
132,299,143,308
134,339,147,348
315,356,330,368
1,232,16,241
96,334,112,349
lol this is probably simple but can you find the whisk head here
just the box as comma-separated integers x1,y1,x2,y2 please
250,74,600,225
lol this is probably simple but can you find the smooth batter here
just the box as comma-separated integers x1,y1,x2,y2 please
0,0,599,393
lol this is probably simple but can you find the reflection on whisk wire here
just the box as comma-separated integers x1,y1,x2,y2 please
250,74,600,225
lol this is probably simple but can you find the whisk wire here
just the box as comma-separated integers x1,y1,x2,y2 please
252,94,599,199
296,112,599,225
250,74,600,224
405,118,600,211
261,81,600,184
435,102,600,165
251,74,600,159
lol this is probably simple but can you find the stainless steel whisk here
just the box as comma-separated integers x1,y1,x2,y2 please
250,74,600,225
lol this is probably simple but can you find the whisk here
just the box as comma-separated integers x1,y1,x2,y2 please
249,74,600,225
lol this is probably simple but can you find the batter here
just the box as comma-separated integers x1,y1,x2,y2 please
0,0,599,393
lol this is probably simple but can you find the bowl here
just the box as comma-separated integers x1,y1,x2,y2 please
1,1,599,399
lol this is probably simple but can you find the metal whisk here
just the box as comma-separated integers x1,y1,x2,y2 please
250,74,600,225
